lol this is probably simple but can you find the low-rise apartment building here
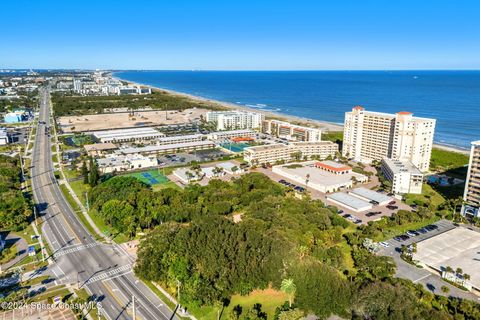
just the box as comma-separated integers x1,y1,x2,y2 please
343,106,436,172
93,127,165,143
463,141,480,217
244,141,338,165
97,154,157,174
206,111,264,130
117,140,215,155
207,129,257,141
261,119,321,142
381,158,424,194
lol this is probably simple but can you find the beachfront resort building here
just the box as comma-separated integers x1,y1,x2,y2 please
243,141,338,165
207,129,257,141
206,111,264,130
96,154,157,174
463,141,480,217
261,119,322,142
381,158,424,195
92,127,165,143
342,106,436,172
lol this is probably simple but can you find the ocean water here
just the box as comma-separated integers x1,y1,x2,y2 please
114,70,480,149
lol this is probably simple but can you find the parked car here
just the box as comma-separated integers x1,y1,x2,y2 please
389,201,396,205
379,241,390,248
425,224,439,231
417,228,428,234
406,230,419,237
338,210,344,214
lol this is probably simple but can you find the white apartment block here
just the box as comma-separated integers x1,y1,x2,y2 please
343,106,435,172
381,158,423,195
463,141,480,217
93,127,165,143
244,141,338,165
97,154,157,174
207,129,257,141
116,86,151,95
155,134,204,145
261,119,321,142
206,111,264,130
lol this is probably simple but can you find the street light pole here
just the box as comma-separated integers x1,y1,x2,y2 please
85,191,89,211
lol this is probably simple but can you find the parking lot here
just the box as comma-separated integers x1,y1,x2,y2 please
254,166,411,224
377,220,480,301
157,149,231,167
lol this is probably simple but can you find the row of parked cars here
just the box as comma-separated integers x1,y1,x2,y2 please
278,180,306,193
393,224,439,242
342,213,362,224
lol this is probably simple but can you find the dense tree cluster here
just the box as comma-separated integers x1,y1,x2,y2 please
51,90,223,116
90,171,480,319
0,155,31,230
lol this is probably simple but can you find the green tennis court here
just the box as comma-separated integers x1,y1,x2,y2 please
125,169,170,185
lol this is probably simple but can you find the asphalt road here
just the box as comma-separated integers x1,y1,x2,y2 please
30,87,176,320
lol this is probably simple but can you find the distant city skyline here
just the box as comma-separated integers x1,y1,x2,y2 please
2,0,480,70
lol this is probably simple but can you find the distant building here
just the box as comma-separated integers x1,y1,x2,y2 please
115,86,151,95
0,128,8,145
155,134,204,145
261,119,321,142
342,106,436,172
207,129,257,141
243,141,338,165
3,110,30,123
92,127,165,143
463,141,480,217
206,111,264,130
117,140,215,155
97,154,157,174
381,158,423,195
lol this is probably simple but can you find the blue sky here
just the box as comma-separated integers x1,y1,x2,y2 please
2,0,480,70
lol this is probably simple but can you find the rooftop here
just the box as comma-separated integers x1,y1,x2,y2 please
382,158,423,175
327,192,372,211
414,227,480,289
315,160,351,172
84,143,118,152
349,187,393,203
93,127,164,140
117,140,214,154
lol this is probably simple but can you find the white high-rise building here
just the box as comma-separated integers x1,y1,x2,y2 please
463,141,480,217
206,111,264,130
343,106,436,172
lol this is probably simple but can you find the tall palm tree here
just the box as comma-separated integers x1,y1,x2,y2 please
280,278,297,308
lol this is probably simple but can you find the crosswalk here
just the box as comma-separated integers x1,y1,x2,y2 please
53,242,99,258
84,264,132,285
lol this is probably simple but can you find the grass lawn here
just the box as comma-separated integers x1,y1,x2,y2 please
69,180,89,206
322,131,343,143
377,216,440,241
152,181,181,191
76,288,105,320
188,289,288,320
52,154,58,163
430,148,469,171
404,184,446,208
0,244,18,264
63,167,81,180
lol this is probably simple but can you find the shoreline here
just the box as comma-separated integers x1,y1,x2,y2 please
112,72,470,155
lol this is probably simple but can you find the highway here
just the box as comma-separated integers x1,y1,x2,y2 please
30,87,176,320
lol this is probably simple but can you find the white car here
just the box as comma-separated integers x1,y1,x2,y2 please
379,241,390,248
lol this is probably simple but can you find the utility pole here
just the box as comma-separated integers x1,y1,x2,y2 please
132,295,136,320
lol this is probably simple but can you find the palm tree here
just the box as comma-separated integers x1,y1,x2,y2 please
280,278,297,308
305,173,310,186
463,273,471,281
456,267,463,276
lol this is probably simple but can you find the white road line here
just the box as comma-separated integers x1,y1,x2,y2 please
413,274,431,283
84,264,132,285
